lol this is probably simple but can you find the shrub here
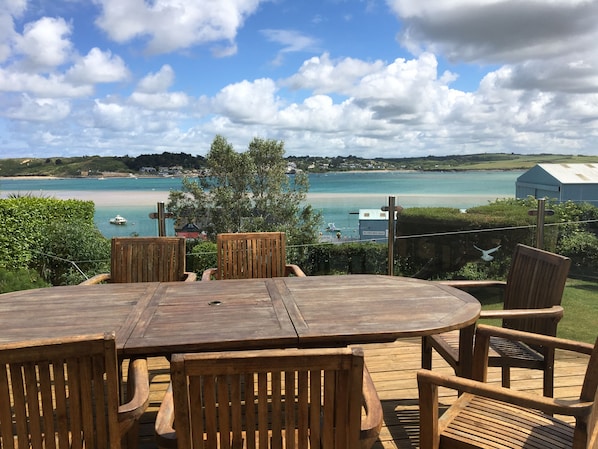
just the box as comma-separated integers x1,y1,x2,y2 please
395,197,586,279
0,268,50,293
557,230,598,277
0,196,96,270
188,241,217,275
36,220,110,285
296,242,387,275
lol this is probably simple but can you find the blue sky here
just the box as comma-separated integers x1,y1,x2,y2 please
1,0,598,159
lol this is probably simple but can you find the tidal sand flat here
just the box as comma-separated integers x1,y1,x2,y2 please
1,190,171,206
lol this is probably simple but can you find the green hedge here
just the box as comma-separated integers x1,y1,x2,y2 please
0,197,96,269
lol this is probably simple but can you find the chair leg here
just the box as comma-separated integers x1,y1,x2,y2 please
422,337,433,370
125,422,139,449
544,350,555,397
544,366,554,398
501,366,511,388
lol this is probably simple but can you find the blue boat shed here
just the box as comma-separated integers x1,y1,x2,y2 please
516,163,598,206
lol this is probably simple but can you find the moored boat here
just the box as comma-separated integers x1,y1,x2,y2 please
109,214,127,225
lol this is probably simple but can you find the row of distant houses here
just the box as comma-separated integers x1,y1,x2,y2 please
139,166,183,176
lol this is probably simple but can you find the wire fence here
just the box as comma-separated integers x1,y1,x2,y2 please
38,217,598,283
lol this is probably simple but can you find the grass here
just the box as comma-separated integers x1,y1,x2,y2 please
558,279,598,343
470,279,598,344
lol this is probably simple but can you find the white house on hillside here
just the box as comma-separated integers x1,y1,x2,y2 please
516,163,598,206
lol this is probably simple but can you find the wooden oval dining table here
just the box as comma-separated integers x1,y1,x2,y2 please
0,274,481,374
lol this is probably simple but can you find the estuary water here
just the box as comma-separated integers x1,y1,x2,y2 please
0,170,523,239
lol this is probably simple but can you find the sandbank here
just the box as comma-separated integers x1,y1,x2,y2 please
1,190,170,206
1,189,512,208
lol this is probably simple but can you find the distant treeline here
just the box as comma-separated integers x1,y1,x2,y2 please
2,152,598,178
121,152,206,171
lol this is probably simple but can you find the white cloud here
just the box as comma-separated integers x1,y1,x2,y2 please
260,29,320,65
92,100,139,131
0,0,25,63
0,0,27,15
130,65,190,109
212,78,282,124
136,65,175,93
94,0,265,54
66,47,129,84
14,17,73,70
2,94,71,122
0,70,93,97
277,96,373,133
284,53,386,95
285,52,462,126
130,91,190,110
261,29,319,53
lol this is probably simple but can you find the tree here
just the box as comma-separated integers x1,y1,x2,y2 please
167,135,322,245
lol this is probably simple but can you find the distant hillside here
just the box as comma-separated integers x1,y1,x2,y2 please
2,152,598,177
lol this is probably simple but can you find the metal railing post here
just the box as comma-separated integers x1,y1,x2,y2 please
387,196,395,276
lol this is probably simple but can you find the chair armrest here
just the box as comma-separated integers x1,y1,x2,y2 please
79,273,111,285
475,324,594,356
285,264,307,277
437,280,506,290
480,305,564,320
155,384,177,449
471,324,594,386
417,369,593,418
183,271,197,282
361,366,383,449
118,358,150,433
201,268,217,281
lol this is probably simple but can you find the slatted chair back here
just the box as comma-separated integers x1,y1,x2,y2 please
0,333,123,449
215,232,289,279
422,243,572,397
111,236,189,283
502,244,571,336
169,347,365,449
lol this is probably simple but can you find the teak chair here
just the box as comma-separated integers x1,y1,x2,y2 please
417,324,598,449
422,243,571,396
155,347,383,449
0,332,150,449
201,232,306,280
81,236,197,284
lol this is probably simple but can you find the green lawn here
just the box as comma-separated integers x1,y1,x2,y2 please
558,279,598,343
473,279,598,344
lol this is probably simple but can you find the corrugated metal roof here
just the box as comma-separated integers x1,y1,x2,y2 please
537,163,598,184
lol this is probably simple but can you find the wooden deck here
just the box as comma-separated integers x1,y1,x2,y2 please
135,337,590,449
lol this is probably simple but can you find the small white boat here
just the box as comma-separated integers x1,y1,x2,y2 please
109,214,127,225
325,223,338,232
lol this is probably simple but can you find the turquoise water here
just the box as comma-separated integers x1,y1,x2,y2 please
1,170,522,239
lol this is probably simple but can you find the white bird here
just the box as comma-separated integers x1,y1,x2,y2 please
473,244,501,262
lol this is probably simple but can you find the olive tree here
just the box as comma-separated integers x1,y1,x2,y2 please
167,135,322,245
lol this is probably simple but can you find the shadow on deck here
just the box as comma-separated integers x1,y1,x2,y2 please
135,338,590,449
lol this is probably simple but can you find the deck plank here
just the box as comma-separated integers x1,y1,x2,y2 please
134,338,590,449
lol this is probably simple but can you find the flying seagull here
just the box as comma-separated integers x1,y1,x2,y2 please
473,244,501,262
